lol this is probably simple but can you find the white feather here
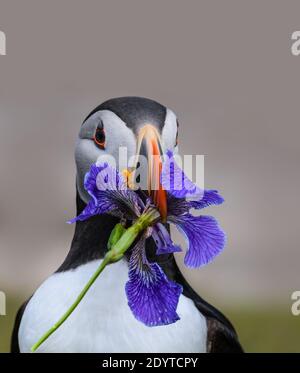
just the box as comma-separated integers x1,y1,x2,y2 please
19,259,207,353
161,108,178,152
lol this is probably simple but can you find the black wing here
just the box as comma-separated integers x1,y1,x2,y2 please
175,268,243,353
157,253,243,353
206,317,243,353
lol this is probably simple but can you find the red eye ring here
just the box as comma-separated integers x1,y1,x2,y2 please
94,127,106,149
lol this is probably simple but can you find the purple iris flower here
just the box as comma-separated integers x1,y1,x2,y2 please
69,150,225,327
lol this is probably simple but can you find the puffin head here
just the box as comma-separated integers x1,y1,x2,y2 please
75,96,179,219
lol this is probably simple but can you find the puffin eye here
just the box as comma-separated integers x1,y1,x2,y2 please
94,125,106,149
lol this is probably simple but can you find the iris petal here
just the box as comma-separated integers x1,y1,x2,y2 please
152,223,182,255
170,214,226,268
68,163,142,223
161,150,203,199
166,194,190,217
67,198,100,223
166,190,224,222
189,189,224,210
125,238,182,326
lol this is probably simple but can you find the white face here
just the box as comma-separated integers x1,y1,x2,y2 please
75,108,179,203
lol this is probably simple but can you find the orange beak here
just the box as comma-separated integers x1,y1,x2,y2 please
135,124,167,222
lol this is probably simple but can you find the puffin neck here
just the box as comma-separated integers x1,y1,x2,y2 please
56,191,177,276
56,192,117,272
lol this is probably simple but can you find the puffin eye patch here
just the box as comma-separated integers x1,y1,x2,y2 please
94,124,106,149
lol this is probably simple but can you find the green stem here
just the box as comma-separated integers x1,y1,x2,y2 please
31,255,110,352
106,208,158,261
31,207,159,352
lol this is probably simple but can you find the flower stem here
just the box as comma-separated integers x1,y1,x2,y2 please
31,207,159,352
31,255,110,352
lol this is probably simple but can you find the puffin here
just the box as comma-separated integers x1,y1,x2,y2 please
11,96,243,353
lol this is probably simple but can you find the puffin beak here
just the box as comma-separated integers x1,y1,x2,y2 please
135,124,167,222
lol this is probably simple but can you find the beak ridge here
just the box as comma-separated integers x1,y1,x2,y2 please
135,125,167,221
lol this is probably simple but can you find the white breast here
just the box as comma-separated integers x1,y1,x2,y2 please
19,259,207,353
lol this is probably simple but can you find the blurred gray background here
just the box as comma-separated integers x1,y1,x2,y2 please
0,0,300,352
